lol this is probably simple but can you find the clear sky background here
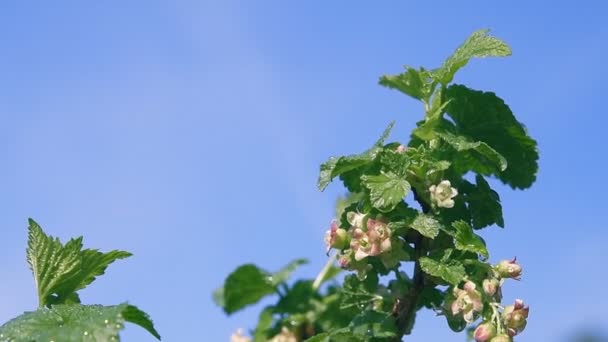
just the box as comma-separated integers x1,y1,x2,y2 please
1,1,607,341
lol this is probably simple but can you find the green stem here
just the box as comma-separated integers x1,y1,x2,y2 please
312,256,336,291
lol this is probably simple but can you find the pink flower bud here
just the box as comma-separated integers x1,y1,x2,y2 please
495,258,522,280
324,221,349,253
396,145,407,153
474,322,496,342
482,278,500,296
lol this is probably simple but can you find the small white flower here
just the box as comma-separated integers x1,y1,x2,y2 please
429,180,458,208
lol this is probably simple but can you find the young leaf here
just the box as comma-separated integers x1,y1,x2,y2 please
52,249,132,304
318,121,395,191
379,67,430,101
410,214,441,239
0,303,161,341
26,219,132,308
445,85,539,189
450,221,489,259
27,219,84,308
361,172,411,212
434,29,511,85
419,255,465,286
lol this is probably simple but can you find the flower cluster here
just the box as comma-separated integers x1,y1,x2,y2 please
468,259,529,341
323,212,396,277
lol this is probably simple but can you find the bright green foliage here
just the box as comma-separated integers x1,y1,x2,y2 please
216,29,537,342
1,220,160,341
433,29,511,85
318,122,395,191
379,67,432,101
450,221,489,259
214,259,308,314
419,253,466,286
362,172,411,212
27,219,84,308
0,304,160,342
27,219,132,308
410,214,441,239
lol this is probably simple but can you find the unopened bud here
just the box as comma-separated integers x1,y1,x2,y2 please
396,145,407,153
502,300,529,335
474,322,496,342
495,258,522,280
483,278,500,296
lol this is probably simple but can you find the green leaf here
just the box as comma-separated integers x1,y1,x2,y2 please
221,264,276,314
27,219,83,308
451,221,489,259
419,255,465,286
0,304,160,341
379,67,430,101
361,172,411,212
275,280,317,314
53,249,132,304
410,214,441,239
341,274,379,310
318,122,395,191
445,85,539,189
462,175,504,229
436,130,507,173
379,149,412,177
26,219,131,308
434,29,511,85
217,259,308,314
349,311,397,338
121,304,162,340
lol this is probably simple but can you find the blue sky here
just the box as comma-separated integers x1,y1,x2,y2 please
0,1,607,341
